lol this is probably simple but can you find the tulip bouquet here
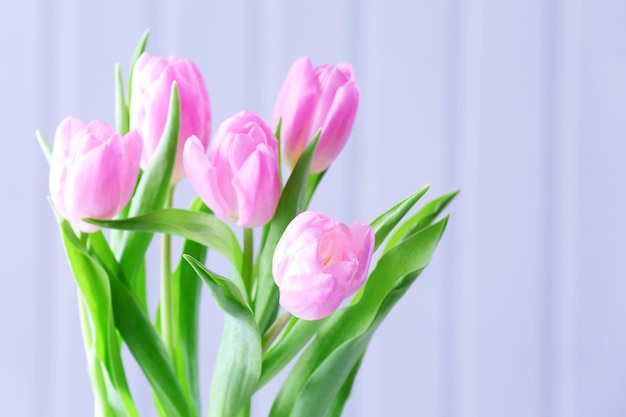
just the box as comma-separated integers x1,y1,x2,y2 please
37,31,457,417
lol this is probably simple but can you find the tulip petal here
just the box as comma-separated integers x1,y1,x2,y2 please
273,56,318,168
278,272,345,320
313,80,360,173
233,143,280,227
184,136,235,223
346,222,375,295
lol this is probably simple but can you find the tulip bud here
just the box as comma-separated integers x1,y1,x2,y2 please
49,117,142,233
272,56,360,173
272,211,374,320
183,111,281,228
130,52,211,183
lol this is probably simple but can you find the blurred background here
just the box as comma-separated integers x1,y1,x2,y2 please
1,0,625,416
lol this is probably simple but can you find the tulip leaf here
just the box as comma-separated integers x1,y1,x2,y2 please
85,228,196,417
59,221,138,417
370,183,431,251
323,354,364,417
115,63,129,135
385,189,459,251
254,132,320,333
77,297,127,417
108,269,194,417
305,169,326,208
35,130,52,163
270,217,449,417
115,83,180,285
88,207,242,269
259,317,324,389
184,255,262,417
127,29,150,107
172,198,209,413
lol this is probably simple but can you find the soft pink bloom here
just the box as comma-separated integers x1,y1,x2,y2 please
272,211,374,320
49,117,142,233
183,111,280,228
130,52,211,183
272,56,360,173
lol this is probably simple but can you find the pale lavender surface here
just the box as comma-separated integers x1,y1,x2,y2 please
1,0,625,416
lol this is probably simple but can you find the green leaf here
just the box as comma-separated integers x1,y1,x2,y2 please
108,272,194,417
254,132,320,333
370,184,430,251
60,222,138,417
88,208,242,269
270,217,449,417
36,130,52,164
77,296,125,417
85,228,194,417
385,189,459,251
172,198,210,413
127,29,150,106
115,83,180,284
115,63,129,135
323,355,363,417
184,256,262,417
305,169,326,208
259,317,323,389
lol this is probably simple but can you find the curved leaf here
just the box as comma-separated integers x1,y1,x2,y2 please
88,208,241,269
115,83,180,284
370,184,430,251
185,256,262,417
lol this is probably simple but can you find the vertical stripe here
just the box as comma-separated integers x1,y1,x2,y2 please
553,1,582,414
441,0,462,414
540,0,559,415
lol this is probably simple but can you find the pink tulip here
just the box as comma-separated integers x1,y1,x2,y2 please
130,52,211,183
183,111,280,228
272,211,374,320
49,117,142,233
272,56,360,173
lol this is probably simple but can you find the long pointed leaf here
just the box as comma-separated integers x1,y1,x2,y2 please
172,198,210,413
60,222,138,417
385,189,459,251
185,256,262,417
88,208,241,269
116,83,180,284
115,63,129,134
370,184,430,251
86,229,195,417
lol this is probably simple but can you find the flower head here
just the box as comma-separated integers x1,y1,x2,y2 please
49,117,142,232
272,211,374,320
130,52,211,183
273,56,360,173
184,111,281,227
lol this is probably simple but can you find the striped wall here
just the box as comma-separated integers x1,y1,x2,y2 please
1,0,625,416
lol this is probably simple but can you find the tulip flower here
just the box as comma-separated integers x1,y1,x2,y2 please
272,56,360,173
49,117,142,233
130,52,211,183
272,211,374,320
183,111,280,228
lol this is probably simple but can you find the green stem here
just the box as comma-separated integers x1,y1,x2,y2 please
262,310,293,352
242,228,254,298
161,186,175,359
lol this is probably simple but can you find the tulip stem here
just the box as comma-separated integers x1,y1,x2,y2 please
161,186,175,359
262,310,293,352
242,228,254,298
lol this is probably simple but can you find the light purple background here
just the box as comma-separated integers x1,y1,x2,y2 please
1,0,625,416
